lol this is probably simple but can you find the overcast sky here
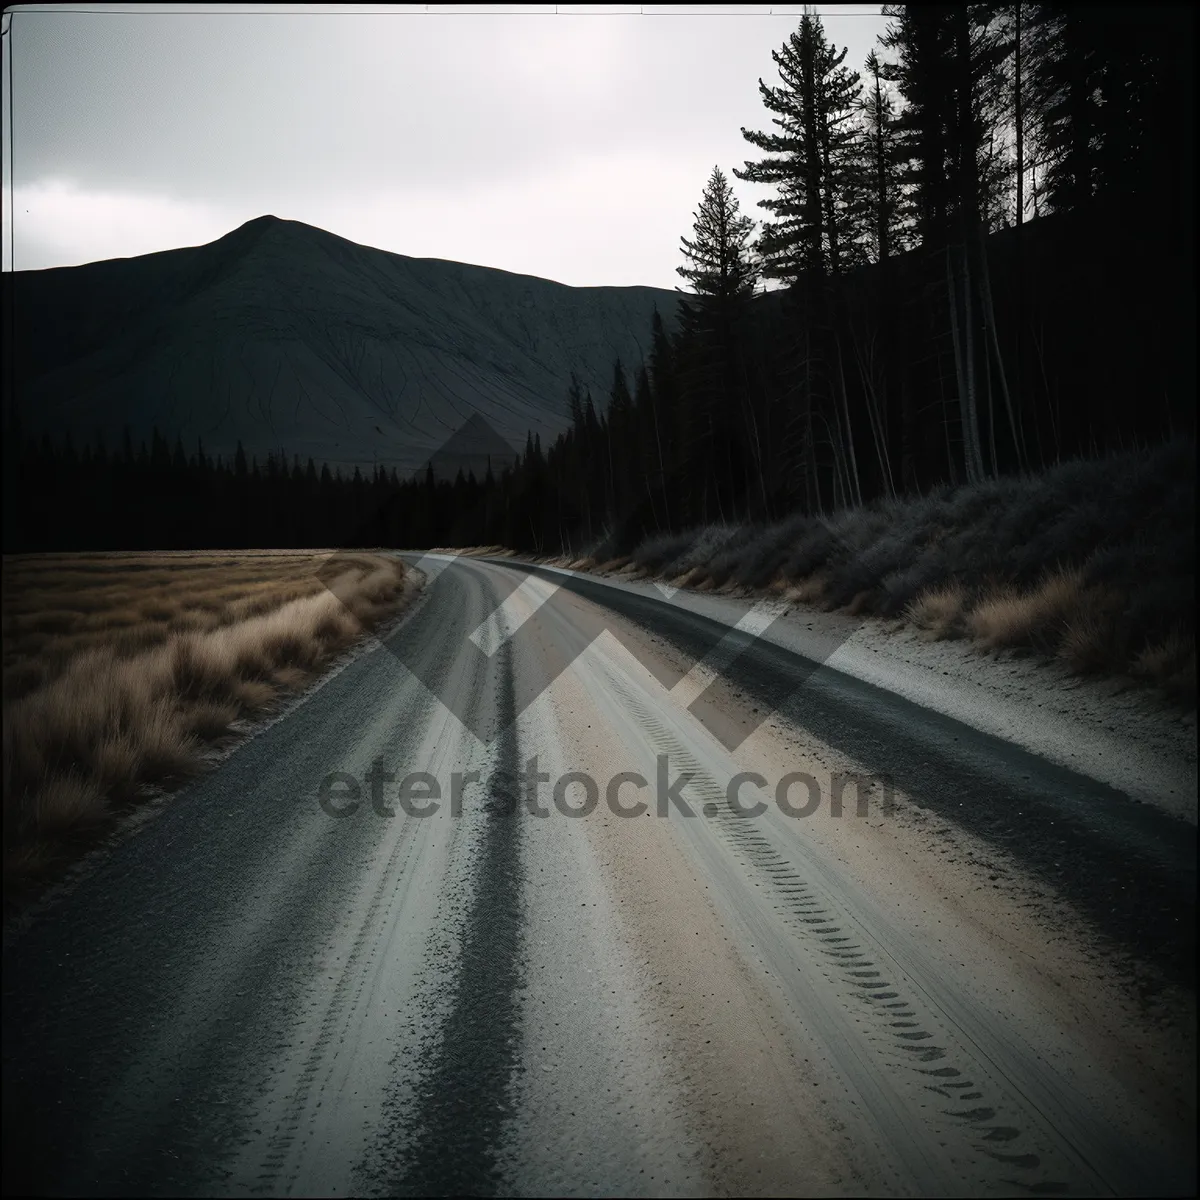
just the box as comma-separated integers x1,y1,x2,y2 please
1,3,888,290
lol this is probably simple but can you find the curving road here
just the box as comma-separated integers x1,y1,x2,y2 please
3,553,1195,1197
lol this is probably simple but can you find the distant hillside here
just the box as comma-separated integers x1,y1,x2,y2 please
4,215,678,474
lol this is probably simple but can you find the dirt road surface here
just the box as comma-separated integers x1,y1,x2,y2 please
3,554,1194,1196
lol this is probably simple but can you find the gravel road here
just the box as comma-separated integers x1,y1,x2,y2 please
3,553,1195,1197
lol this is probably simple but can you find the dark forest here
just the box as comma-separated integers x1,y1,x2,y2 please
4,4,1194,556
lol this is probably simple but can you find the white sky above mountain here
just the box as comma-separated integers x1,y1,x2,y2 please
1,4,888,289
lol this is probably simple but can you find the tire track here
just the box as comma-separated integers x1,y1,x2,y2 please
501,560,1195,991
604,672,1091,1196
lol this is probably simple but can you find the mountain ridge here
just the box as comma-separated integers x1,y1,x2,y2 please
7,215,680,474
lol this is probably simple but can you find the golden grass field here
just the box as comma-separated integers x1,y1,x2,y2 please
2,550,412,897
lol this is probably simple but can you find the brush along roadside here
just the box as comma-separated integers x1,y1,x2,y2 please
457,442,1195,707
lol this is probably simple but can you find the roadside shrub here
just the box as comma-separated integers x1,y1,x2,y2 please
778,519,838,581
706,523,774,589
824,532,913,611
1057,587,1129,673
879,544,954,616
906,584,967,639
1124,576,1196,654
584,529,627,563
633,530,700,576
730,514,812,589
620,439,1193,703
967,567,1087,653
660,524,742,580
1133,628,1196,703
784,574,831,607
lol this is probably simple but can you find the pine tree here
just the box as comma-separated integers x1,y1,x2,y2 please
676,166,758,309
878,4,956,247
858,48,904,262
736,11,866,281
676,168,763,523
877,4,1021,484
880,4,1018,246
1023,4,1191,228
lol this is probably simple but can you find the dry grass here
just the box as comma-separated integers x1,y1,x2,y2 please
906,583,968,640
595,555,632,573
1132,628,1197,702
2,551,345,699
966,567,1087,653
1056,587,1131,674
845,589,876,616
616,442,1194,707
2,550,412,899
783,574,831,608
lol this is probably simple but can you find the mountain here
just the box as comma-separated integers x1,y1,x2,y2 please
5,215,679,475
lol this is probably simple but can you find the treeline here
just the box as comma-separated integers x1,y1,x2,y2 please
518,2,1195,554
4,4,1194,556
605,2,1195,537
0,425,520,552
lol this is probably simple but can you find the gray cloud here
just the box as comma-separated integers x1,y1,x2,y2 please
2,4,888,287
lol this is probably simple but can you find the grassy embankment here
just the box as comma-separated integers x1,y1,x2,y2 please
467,440,1196,706
2,550,411,897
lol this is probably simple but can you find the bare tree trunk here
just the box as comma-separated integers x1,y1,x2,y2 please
949,6,986,484
644,476,661,535
1032,319,1061,462
822,412,848,513
806,385,822,516
978,222,1028,471
947,246,983,484
834,330,863,507
985,339,999,477
801,325,820,515
740,353,770,521
963,246,985,481
853,323,895,499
